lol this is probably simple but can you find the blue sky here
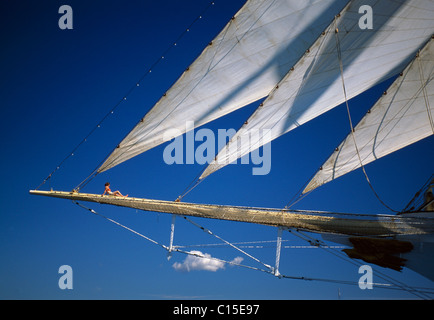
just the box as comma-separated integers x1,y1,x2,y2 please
1,0,433,300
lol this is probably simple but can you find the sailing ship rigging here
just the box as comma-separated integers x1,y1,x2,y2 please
31,0,434,293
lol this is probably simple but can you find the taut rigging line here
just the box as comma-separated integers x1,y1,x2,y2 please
72,200,434,298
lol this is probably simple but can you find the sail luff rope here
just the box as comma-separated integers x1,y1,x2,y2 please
171,0,281,202
279,2,354,211
290,37,433,208
92,0,272,179
35,2,217,192
333,15,399,213
176,167,207,202
284,187,314,210
416,49,434,134
76,1,218,192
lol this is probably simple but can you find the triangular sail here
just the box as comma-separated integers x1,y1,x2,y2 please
200,0,434,180
98,0,349,173
304,38,434,194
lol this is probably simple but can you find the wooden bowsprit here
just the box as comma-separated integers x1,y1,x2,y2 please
29,189,434,237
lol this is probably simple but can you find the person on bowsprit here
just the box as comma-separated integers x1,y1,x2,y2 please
102,182,128,197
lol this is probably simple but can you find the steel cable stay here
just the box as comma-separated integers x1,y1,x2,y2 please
175,215,434,297
180,215,274,272
73,201,168,250
35,1,217,192
28,0,434,300
289,229,434,299
72,201,434,297
77,1,218,191
173,239,345,250
72,201,270,274
403,173,434,212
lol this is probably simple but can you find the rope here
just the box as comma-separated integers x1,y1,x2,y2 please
289,229,433,299
333,16,399,213
72,200,271,274
402,173,434,212
71,200,365,287
174,240,345,249
176,168,207,202
172,247,271,274
182,216,273,271
416,49,434,134
71,200,433,297
178,215,433,296
175,1,281,202
35,1,217,191
73,201,168,250
84,1,219,185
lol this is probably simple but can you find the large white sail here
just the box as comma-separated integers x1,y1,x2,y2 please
200,0,434,180
30,1,434,286
304,38,434,194
98,0,349,173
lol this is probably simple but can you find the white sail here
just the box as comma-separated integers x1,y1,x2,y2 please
200,0,434,180
98,0,349,173
304,38,434,194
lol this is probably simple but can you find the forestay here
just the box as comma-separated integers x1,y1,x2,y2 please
200,0,434,179
304,38,434,193
98,0,349,173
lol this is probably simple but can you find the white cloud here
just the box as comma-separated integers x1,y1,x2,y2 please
231,256,244,265
172,250,243,272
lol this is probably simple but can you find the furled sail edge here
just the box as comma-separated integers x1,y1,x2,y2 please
199,0,434,180
96,0,350,173
303,37,434,194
